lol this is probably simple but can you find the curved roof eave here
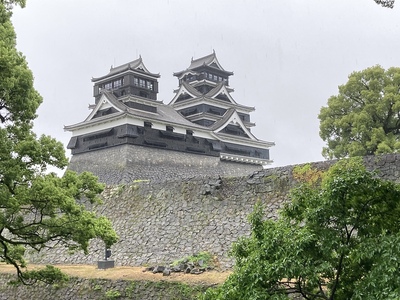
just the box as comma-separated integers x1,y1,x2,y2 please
205,83,238,105
92,57,160,82
211,109,259,141
213,132,275,148
64,109,213,137
173,70,200,80
191,79,234,91
171,96,255,113
168,82,202,105
174,52,233,77
64,111,127,131
83,91,126,122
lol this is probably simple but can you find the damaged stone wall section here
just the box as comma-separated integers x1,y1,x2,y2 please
201,176,222,195
24,154,400,270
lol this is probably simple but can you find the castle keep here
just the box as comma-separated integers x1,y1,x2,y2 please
65,53,274,183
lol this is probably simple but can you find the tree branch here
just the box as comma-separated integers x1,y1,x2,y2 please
329,252,344,300
0,237,26,284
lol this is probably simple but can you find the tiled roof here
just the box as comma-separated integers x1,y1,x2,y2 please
104,90,207,129
174,52,233,77
205,82,224,97
181,81,203,97
171,95,255,113
102,90,128,111
209,108,236,131
92,57,160,82
65,91,208,132
188,52,217,69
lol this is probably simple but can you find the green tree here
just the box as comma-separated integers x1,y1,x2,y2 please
0,1,118,284
374,0,395,8
201,158,400,299
319,65,400,159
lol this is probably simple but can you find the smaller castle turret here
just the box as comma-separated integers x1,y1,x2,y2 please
170,52,272,163
92,57,160,103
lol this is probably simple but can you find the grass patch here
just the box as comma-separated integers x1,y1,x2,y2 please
105,288,121,299
172,251,214,268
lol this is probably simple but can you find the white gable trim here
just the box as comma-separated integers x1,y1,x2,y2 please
209,85,238,105
175,70,199,80
85,93,124,122
208,56,224,71
169,85,199,105
213,110,257,141
135,61,151,73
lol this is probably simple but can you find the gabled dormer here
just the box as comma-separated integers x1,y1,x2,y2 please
206,83,237,105
170,81,204,104
92,56,160,103
211,109,256,140
85,91,125,122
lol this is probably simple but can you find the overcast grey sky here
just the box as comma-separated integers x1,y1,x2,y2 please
11,0,400,168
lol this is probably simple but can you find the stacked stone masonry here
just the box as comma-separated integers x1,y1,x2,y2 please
26,154,400,270
0,274,208,300
1,154,399,299
68,144,262,184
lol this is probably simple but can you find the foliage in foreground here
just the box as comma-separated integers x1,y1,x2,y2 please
0,1,117,284
319,65,400,159
201,158,400,299
172,251,214,268
374,0,395,8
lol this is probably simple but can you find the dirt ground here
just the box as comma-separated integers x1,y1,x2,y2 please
0,264,231,286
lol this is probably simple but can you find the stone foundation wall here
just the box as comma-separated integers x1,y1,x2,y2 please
26,154,400,269
0,274,207,300
68,144,263,184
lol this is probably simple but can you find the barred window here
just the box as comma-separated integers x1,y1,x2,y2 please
104,82,112,90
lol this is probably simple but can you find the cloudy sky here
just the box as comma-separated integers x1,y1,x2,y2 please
11,0,400,169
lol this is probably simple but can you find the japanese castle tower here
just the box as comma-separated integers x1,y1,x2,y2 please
65,52,274,184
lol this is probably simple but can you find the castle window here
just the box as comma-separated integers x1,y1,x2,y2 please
166,126,174,132
147,81,153,90
134,78,139,86
208,73,213,80
104,82,112,90
139,78,146,88
186,130,193,136
144,121,152,128
113,78,123,88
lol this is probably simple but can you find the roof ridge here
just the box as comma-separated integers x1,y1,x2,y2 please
110,57,141,72
205,82,224,97
182,81,202,96
210,108,236,130
190,52,215,64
